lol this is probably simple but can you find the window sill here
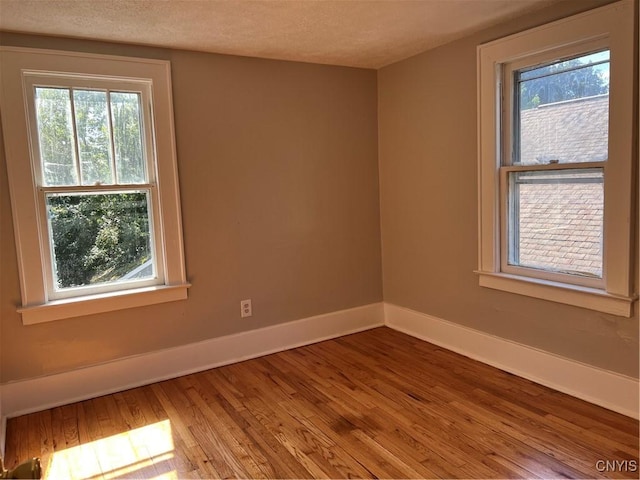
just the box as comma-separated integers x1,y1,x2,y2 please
18,283,191,325
476,271,635,317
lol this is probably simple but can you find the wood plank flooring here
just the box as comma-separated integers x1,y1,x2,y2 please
4,327,639,479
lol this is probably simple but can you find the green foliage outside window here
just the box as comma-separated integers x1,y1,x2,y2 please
48,192,152,289
35,86,153,289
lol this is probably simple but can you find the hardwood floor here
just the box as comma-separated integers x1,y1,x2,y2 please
4,327,639,479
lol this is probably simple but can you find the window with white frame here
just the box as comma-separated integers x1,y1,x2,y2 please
1,48,189,324
476,1,636,317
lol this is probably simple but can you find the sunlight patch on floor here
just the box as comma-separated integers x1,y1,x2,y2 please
45,419,176,480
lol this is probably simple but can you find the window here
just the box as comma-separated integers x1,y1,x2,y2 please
1,48,189,324
503,50,609,288
477,1,635,316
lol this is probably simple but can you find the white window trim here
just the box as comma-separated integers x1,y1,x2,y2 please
1,47,190,324
23,73,165,301
476,1,636,317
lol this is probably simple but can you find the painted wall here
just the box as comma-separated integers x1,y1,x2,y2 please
378,0,639,378
0,34,382,382
1,0,636,387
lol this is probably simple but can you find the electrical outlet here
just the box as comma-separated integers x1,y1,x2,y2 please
240,299,252,318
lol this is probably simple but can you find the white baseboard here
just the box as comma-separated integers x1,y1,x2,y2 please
0,302,384,419
1,299,636,456
384,303,639,419
0,414,5,460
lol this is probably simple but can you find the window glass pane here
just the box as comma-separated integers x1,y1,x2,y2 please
517,51,609,165
73,90,114,185
46,191,154,290
111,92,146,184
520,51,609,81
507,169,603,278
35,87,79,186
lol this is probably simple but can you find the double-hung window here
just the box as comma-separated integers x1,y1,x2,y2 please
477,1,635,316
1,48,189,324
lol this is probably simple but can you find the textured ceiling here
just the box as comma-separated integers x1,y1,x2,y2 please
0,0,555,69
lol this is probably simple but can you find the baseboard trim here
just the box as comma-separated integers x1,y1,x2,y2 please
1,302,384,419
384,303,639,419
0,414,6,460
1,299,636,446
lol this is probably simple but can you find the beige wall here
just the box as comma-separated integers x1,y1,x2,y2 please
0,34,382,382
1,0,637,385
378,0,639,377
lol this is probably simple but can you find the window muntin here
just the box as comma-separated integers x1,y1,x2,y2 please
34,85,148,186
25,74,164,301
499,49,609,288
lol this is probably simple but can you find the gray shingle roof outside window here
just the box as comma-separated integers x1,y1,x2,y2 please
520,94,608,165
516,95,607,277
